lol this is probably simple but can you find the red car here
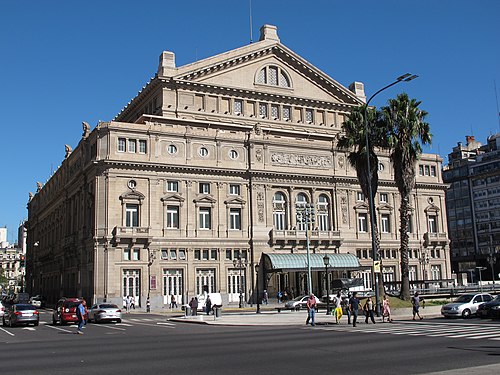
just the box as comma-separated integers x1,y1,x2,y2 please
52,298,88,325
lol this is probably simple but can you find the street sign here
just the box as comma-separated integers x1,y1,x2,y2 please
374,261,381,273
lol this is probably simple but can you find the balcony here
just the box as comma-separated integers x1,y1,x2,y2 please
270,229,343,246
424,232,449,247
112,226,153,245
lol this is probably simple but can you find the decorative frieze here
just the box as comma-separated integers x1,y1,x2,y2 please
270,152,332,168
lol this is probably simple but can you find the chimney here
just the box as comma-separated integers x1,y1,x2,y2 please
158,51,176,77
259,24,280,43
349,82,366,103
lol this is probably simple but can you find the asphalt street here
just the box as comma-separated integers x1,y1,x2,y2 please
0,310,499,375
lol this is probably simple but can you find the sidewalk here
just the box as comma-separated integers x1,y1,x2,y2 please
168,304,443,326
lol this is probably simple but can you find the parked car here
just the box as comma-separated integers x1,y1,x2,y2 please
29,295,46,308
0,301,5,318
477,295,500,319
441,293,494,318
88,303,122,323
284,295,321,311
2,303,39,327
52,298,88,325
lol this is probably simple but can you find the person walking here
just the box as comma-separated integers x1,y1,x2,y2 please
305,294,317,326
342,295,351,325
125,295,131,313
363,297,376,324
382,295,393,323
130,296,135,310
263,290,268,305
277,291,283,304
170,294,177,309
349,292,361,327
205,295,212,315
76,300,86,334
192,297,198,316
412,292,423,320
333,292,343,324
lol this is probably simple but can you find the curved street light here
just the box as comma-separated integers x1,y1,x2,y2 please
364,73,418,316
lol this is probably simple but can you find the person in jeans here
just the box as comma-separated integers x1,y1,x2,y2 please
305,294,317,326
349,292,361,327
412,292,423,320
363,297,376,324
76,300,86,334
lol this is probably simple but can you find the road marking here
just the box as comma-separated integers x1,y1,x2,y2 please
45,325,74,333
157,322,175,326
128,321,175,329
91,324,126,331
116,323,133,327
0,326,15,336
22,327,36,331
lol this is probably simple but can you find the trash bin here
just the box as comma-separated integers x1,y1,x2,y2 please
185,307,191,316
214,307,221,318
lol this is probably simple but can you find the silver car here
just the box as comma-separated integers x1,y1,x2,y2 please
2,304,39,327
88,303,122,323
441,293,493,318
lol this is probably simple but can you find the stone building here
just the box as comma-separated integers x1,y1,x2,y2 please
26,25,450,308
443,134,500,283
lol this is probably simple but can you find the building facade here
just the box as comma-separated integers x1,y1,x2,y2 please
27,25,450,308
443,134,500,283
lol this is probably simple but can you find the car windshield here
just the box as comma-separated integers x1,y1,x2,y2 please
99,304,118,309
454,295,474,303
292,296,303,302
64,301,81,308
493,295,500,301
16,304,36,311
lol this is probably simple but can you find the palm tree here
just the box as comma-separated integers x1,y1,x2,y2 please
380,93,432,300
338,105,386,300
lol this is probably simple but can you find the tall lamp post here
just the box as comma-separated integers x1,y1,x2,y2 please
364,73,418,316
323,254,330,315
476,266,486,292
486,252,497,288
255,264,261,314
296,203,316,295
147,249,156,312
419,251,430,290
233,256,248,308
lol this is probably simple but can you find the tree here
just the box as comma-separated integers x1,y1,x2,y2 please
380,93,432,300
338,105,387,301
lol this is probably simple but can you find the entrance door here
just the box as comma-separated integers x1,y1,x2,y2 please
228,269,245,303
163,269,183,305
123,269,141,306
196,269,216,295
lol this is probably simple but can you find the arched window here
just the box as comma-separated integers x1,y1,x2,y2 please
256,65,291,88
317,195,330,231
273,192,287,230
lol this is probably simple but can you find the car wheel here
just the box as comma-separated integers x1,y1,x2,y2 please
2,317,5,326
34,321,39,327
462,309,472,318
117,319,122,323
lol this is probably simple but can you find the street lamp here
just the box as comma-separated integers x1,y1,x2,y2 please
476,266,486,292
255,264,261,314
233,255,248,308
296,203,316,295
363,73,418,316
486,252,497,287
323,254,330,315
147,248,156,312
419,251,430,289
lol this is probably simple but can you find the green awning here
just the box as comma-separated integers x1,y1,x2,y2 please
263,253,362,272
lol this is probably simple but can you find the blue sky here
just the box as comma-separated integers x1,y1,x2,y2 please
1,0,499,242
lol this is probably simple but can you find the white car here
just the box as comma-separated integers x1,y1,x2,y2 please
284,295,321,311
88,303,122,323
441,293,494,318
0,301,5,317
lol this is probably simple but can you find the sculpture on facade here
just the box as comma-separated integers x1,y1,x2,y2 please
82,121,90,138
36,182,42,192
65,144,73,158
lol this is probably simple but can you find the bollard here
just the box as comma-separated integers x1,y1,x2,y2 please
185,307,191,317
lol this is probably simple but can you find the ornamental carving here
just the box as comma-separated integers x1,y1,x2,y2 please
338,155,345,168
255,148,263,162
258,201,265,222
341,195,348,224
270,152,332,168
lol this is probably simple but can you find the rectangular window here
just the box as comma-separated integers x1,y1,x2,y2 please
118,138,126,152
419,165,424,176
229,208,241,230
234,99,243,115
381,214,390,233
170,249,177,260
199,207,211,230
424,165,430,176
132,248,140,261
199,182,210,194
123,249,131,261
271,104,279,119
357,192,365,201
161,249,168,259
167,181,179,192
226,249,232,260
259,103,268,118
179,248,186,260
305,109,314,123
202,249,209,260
229,184,240,195
194,249,201,260
128,139,137,153
430,166,436,177
166,206,179,229
125,204,139,227
380,193,388,203
139,140,147,154
274,212,285,231
358,213,368,233
318,213,328,231
428,215,438,233
283,106,291,121
210,249,217,260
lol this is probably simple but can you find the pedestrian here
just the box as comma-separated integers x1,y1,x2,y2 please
277,291,283,304
130,296,135,310
305,294,317,326
382,295,393,323
349,292,361,327
412,292,423,320
76,300,86,334
146,297,151,313
192,297,198,316
333,292,343,324
263,290,268,305
125,295,131,313
205,295,212,315
170,294,177,309
363,297,376,324
342,295,351,325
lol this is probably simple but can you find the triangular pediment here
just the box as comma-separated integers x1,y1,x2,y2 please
353,202,369,211
377,203,393,212
120,190,145,201
224,197,246,206
193,195,217,204
169,39,362,106
161,193,185,203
